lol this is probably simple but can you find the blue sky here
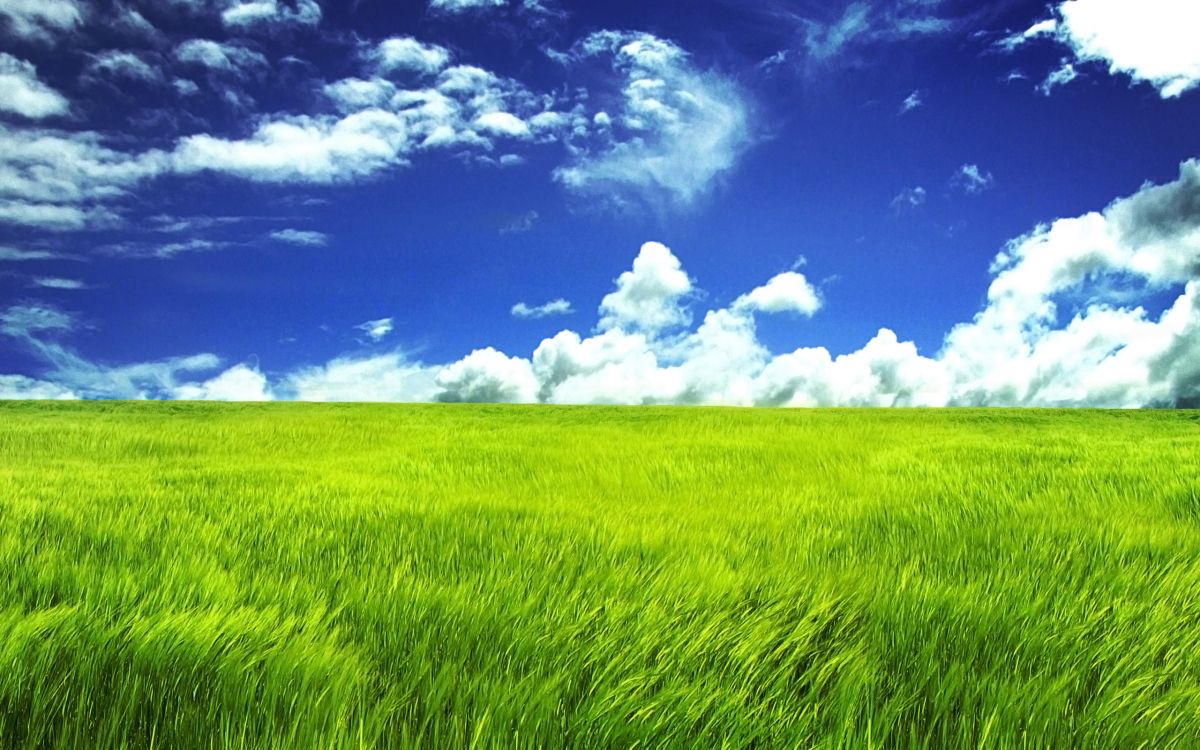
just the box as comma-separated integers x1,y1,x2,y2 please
2,0,1199,405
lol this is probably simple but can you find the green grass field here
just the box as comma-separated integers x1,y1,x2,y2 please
2,402,1199,748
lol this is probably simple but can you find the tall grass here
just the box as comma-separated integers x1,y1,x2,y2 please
1,402,1199,747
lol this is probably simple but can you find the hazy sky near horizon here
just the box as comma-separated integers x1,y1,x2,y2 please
2,0,1200,406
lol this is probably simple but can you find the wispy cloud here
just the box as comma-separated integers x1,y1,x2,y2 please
0,303,76,337
0,246,79,262
30,276,86,290
552,31,753,210
950,163,994,194
269,228,328,247
899,89,924,114
890,186,927,213
500,210,539,235
356,317,394,342
512,298,572,319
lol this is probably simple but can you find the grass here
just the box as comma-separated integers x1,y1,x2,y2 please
1,401,1199,748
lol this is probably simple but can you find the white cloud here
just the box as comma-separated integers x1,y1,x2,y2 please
365,37,451,76
997,18,1058,52
474,111,530,138
422,163,1200,407
173,364,272,401
553,31,753,209
0,246,73,261
435,347,538,403
9,161,1200,407
31,277,86,290
173,111,413,183
356,317,394,342
732,272,821,316
283,353,438,401
175,39,268,75
512,298,572,319
1002,0,1200,98
323,78,396,111
899,89,923,114
269,228,328,246
951,164,995,194
891,186,927,212
0,304,75,337
598,241,693,334
797,2,954,66
1039,61,1078,95
0,202,118,231
429,0,506,14
173,78,201,96
1058,0,1200,97
0,374,77,399
86,50,163,83
0,0,83,42
101,238,229,259
221,0,321,30
0,125,169,229
0,54,70,119
173,63,541,184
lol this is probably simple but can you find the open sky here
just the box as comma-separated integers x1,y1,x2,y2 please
1,0,1199,405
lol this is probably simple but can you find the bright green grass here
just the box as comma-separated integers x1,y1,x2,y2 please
2,402,1200,748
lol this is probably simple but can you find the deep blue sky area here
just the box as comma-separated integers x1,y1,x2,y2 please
2,0,1199,405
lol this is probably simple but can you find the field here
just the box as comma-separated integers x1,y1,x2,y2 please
2,402,1199,748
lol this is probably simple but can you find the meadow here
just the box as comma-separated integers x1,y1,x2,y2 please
1,402,1199,748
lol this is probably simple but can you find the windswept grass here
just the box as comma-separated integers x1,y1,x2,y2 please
2,402,1199,748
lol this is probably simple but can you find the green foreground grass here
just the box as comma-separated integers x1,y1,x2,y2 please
2,402,1199,748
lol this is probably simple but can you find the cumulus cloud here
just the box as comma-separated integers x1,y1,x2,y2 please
598,241,693,334
364,37,451,76
1002,0,1200,98
512,298,572,319
0,0,83,42
435,347,538,403
732,272,821,316
0,54,70,119
951,164,995,194
173,363,272,400
356,317,394,342
348,164,1200,407
269,228,327,246
553,31,753,209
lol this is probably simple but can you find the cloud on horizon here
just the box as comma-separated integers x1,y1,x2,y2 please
5,158,1200,407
